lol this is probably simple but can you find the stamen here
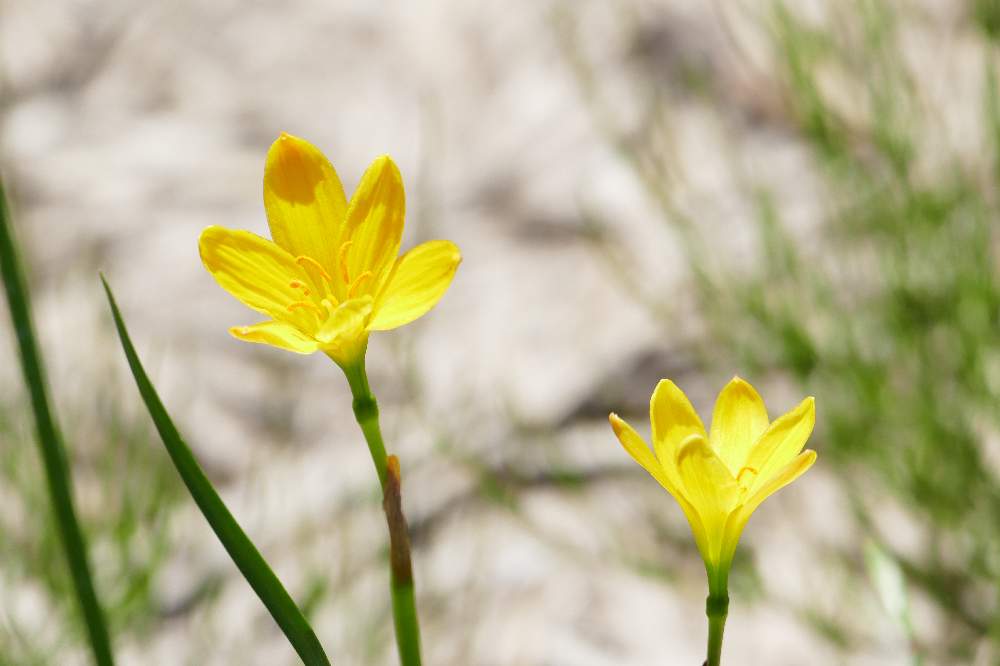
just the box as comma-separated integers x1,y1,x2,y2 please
295,256,333,284
337,241,353,284
347,271,373,297
287,300,322,314
289,280,310,296
737,466,758,486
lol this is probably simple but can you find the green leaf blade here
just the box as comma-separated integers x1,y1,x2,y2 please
101,276,332,666
0,180,116,666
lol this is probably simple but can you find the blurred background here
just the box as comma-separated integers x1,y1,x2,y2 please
1,0,999,664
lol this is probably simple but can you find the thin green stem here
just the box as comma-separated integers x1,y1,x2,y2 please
0,180,115,665
390,585,421,665
705,567,729,666
383,456,422,666
341,357,388,489
705,603,727,666
341,356,422,666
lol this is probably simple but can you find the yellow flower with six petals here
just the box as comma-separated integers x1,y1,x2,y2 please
609,376,816,584
199,133,461,366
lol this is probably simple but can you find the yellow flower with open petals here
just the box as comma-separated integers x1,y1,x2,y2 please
199,133,461,366
609,377,816,583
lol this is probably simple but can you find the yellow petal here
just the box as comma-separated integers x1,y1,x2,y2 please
720,449,817,563
676,433,740,565
263,133,347,273
743,397,815,496
198,226,315,330
316,296,373,346
229,320,318,354
676,435,740,518
610,413,671,489
741,449,817,517
609,414,710,560
343,155,405,285
650,379,707,474
709,376,769,475
369,240,461,331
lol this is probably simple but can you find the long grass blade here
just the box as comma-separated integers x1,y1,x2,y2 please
0,180,115,665
100,276,332,666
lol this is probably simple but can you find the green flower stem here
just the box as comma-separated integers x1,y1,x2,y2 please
0,181,115,665
341,356,422,666
341,357,388,489
390,585,421,665
383,455,422,666
704,568,729,666
705,597,728,666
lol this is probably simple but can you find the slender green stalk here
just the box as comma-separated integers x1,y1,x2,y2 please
341,357,422,666
391,585,421,664
0,180,115,665
383,456,422,666
341,358,388,488
704,573,729,666
705,602,727,666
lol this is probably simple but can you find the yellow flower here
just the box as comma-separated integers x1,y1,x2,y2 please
609,377,816,579
199,133,461,366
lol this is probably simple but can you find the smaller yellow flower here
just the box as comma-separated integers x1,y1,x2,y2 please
609,377,816,581
199,133,461,366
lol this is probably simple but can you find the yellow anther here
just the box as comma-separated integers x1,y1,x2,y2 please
289,280,310,296
295,256,333,284
347,271,373,297
337,241,353,284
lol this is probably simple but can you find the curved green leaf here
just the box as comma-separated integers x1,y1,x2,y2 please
0,180,115,666
100,276,332,666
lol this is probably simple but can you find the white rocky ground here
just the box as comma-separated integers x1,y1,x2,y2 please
0,1,985,664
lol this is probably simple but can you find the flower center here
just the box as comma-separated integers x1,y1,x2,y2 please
290,246,375,316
